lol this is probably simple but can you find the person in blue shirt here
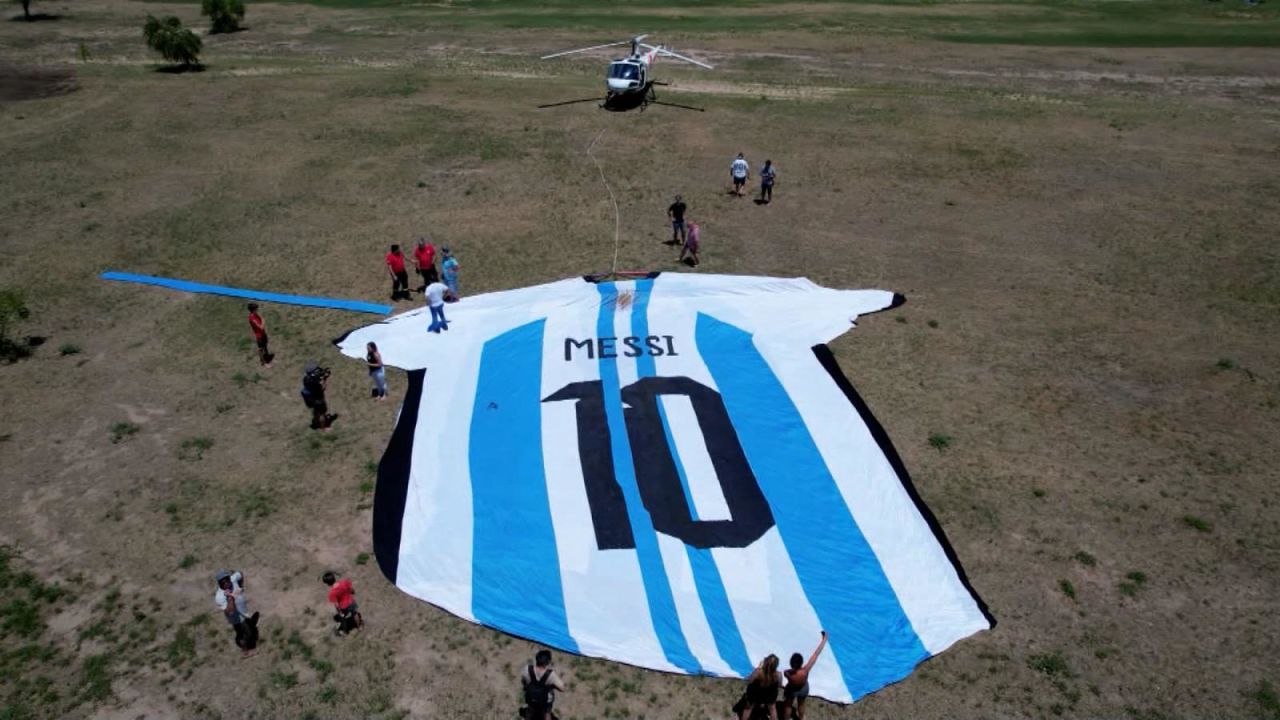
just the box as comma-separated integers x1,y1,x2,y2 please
759,160,778,204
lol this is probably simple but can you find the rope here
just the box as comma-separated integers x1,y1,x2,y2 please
586,128,621,278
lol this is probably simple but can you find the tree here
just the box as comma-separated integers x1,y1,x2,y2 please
0,290,31,362
201,0,245,34
143,15,202,68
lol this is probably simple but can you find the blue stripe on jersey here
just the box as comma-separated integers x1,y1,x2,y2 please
631,279,753,677
696,312,929,698
470,318,579,653
595,282,703,674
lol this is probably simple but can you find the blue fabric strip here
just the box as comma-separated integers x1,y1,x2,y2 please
595,282,702,674
696,312,928,698
469,319,578,653
100,271,393,315
630,279,753,677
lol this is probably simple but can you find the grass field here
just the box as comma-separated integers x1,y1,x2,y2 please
1,0,1279,717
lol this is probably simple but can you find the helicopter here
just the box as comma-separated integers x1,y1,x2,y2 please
538,35,713,112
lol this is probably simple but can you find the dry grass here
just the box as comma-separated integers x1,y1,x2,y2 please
0,0,1278,718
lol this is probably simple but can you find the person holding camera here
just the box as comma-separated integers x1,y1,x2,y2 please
300,363,338,430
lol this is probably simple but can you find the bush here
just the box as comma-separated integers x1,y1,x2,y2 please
201,0,245,34
143,15,202,67
0,290,31,363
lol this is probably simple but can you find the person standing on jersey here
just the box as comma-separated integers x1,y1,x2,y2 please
322,571,363,636
412,238,438,292
731,152,750,197
679,218,701,267
214,570,260,658
247,303,273,367
425,280,453,334
759,159,778,204
386,244,411,301
781,631,827,719
667,194,688,245
520,649,566,720
366,341,386,400
441,247,460,299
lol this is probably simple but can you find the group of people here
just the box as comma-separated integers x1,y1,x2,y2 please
385,239,460,303
730,152,779,204
242,237,465,431
213,570,363,659
664,152,780,268
734,632,829,720
387,239,459,333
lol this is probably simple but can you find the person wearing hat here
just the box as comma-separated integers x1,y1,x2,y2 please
214,570,260,658
441,246,460,300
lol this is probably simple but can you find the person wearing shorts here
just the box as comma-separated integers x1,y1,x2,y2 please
679,219,701,267
780,631,827,719
731,153,750,196
667,195,687,245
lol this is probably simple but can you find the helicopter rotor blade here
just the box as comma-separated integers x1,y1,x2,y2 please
536,97,604,109
541,40,632,60
652,47,714,70
650,100,706,112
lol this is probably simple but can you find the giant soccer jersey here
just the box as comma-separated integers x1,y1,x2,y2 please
335,273,990,703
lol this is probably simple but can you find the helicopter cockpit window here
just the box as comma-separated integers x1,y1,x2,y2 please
608,63,640,80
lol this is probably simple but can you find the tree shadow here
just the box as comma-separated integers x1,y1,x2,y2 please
154,64,207,74
9,13,63,21
208,25,249,35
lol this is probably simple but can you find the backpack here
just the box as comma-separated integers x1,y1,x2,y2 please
524,665,553,708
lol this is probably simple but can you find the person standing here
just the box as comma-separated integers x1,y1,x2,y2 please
301,363,337,430
520,649,567,720
247,303,273,367
425,281,452,334
781,632,827,720
413,238,438,292
731,152,750,197
441,247,460,299
322,572,363,636
759,160,778,204
386,244,411,301
667,195,688,245
366,342,387,400
734,654,783,720
214,570,259,658
678,219,701,267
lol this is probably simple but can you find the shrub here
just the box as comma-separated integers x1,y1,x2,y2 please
201,0,245,34
0,290,32,363
143,15,202,68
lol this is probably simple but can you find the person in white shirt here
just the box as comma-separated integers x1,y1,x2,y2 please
214,570,259,658
730,153,750,196
424,281,454,334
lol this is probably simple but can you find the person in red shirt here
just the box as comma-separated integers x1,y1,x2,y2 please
412,238,438,292
322,571,363,636
386,244,411,301
247,303,273,367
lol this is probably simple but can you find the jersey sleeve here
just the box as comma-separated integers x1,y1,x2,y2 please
656,274,900,347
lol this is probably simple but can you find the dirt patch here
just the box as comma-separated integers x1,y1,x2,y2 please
0,61,77,102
